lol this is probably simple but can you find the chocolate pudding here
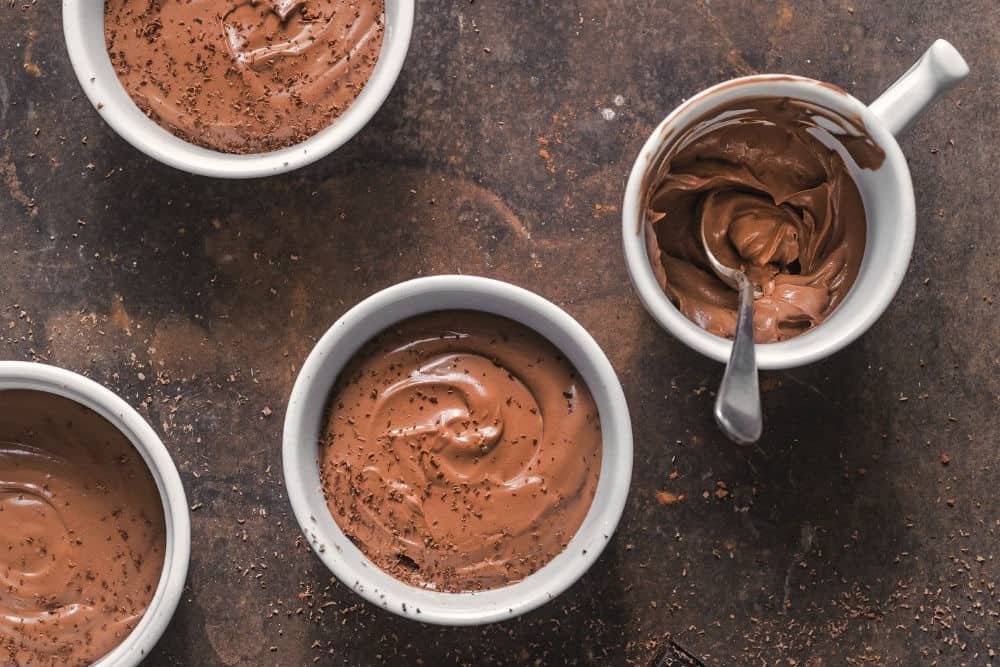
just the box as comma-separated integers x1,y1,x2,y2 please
319,311,603,592
645,96,885,342
0,391,166,667
105,0,386,154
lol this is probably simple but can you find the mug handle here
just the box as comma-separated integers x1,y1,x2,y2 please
868,39,969,137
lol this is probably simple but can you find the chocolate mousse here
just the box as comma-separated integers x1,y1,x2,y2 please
645,96,885,342
105,0,386,154
0,391,166,667
319,311,603,592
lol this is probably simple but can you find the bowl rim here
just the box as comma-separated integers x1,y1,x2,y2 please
62,0,415,178
282,275,633,625
621,74,916,370
0,361,190,667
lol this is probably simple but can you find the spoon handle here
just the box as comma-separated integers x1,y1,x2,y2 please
714,271,762,444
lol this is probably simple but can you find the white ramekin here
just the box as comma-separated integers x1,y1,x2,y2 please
623,40,968,370
62,0,414,178
0,361,190,667
283,275,633,625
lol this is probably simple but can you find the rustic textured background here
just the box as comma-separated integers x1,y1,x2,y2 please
2,1,998,665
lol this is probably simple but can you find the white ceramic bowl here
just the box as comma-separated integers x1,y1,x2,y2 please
283,275,633,625
0,361,190,667
63,0,415,178
623,40,968,370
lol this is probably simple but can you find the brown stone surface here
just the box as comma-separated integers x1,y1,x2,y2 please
1,2,997,665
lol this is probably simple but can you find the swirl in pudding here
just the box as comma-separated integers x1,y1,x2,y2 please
0,391,165,667
319,311,602,592
105,0,385,154
645,96,885,342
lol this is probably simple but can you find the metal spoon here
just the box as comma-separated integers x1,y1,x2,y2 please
700,222,763,444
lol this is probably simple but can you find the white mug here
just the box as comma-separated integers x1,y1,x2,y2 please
622,40,969,370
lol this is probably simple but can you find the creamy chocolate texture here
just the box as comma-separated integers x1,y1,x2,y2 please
0,391,166,667
646,97,884,342
319,311,603,592
105,0,385,154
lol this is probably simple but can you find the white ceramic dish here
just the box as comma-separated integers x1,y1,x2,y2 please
283,275,633,625
623,39,969,370
0,361,190,667
62,0,415,178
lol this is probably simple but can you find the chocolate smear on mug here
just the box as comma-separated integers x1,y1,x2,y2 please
645,96,885,342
